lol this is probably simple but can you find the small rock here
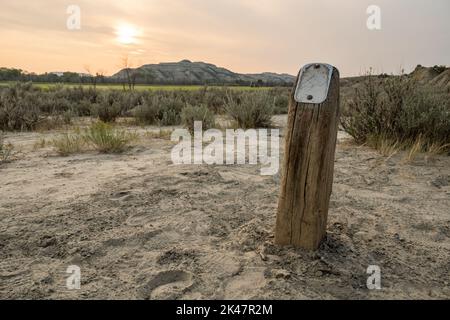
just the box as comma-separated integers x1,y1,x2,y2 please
273,269,291,279
394,233,405,242
38,236,57,248
40,275,53,285
430,175,449,189
429,289,438,298
353,231,371,243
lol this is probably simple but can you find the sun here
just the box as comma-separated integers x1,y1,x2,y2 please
115,24,138,45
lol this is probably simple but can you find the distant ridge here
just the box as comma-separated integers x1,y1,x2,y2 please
112,59,296,86
411,65,450,90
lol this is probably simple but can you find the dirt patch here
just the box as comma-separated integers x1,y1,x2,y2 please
0,118,449,299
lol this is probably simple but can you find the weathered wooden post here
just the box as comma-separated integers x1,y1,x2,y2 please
275,63,340,250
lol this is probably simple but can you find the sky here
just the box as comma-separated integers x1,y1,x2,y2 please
0,0,449,77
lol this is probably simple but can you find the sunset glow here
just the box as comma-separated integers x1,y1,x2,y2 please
0,0,448,76
115,24,139,45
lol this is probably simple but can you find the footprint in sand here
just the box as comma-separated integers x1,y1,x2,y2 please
125,212,155,226
138,270,194,299
224,268,267,299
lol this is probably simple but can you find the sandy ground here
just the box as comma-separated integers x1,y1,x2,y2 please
0,115,449,300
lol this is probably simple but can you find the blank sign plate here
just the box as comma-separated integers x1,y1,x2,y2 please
294,63,333,104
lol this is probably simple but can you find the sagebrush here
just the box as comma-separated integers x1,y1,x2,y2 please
341,73,450,154
225,91,274,129
181,104,215,133
0,83,289,132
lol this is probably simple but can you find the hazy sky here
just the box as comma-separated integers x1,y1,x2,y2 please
0,0,449,76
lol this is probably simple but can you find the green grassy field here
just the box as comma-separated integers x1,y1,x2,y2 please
0,81,270,91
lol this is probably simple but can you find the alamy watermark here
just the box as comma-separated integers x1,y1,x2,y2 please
367,265,382,290
171,122,280,176
367,5,381,30
66,265,81,290
66,5,81,30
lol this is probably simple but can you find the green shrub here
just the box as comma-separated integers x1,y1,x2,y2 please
132,96,159,125
204,88,228,114
0,84,42,131
181,104,215,133
340,75,385,142
225,91,274,129
94,91,124,123
132,94,184,126
0,84,287,132
83,121,135,153
269,87,290,114
76,99,94,116
158,95,184,126
0,83,79,131
341,73,450,153
37,95,74,114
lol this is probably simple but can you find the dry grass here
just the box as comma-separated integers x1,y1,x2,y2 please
365,134,448,163
366,134,400,158
51,133,86,156
0,133,14,164
426,143,450,156
51,122,137,155
33,137,47,150
83,122,137,153
144,129,173,140
402,136,425,163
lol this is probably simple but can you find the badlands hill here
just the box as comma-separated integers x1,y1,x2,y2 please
113,62,449,89
340,65,450,100
112,59,296,86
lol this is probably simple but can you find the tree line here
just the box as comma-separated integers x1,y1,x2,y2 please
0,67,293,88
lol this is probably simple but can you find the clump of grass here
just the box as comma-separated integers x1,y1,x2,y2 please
83,121,136,153
33,137,47,150
367,134,399,158
225,91,274,129
0,133,14,164
51,133,86,156
427,143,450,156
50,123,137,156
403,145,421,163
181,104,215,133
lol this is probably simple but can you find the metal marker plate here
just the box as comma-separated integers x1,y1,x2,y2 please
294,63,333,104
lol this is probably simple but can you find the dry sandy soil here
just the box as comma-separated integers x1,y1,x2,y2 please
0,115,449,300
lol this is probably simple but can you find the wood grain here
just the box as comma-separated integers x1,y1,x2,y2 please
275,67,340,250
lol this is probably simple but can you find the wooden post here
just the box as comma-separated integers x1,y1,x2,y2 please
275,63,340,250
